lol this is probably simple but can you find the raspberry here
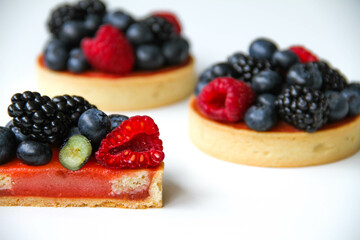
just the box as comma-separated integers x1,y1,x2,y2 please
81,25,135,74
95,116,164,169
197,77,255,122
289,46,319,63
153,11,182,34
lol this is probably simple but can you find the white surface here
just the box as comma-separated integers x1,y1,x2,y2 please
1,0,360,239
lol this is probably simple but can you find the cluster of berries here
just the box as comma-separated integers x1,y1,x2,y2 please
44,0,189,74
196,38,360,132
0,91,164,171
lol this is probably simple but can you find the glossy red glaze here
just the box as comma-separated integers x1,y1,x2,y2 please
193,99,358,133
38,55,191,79
0,149,160,200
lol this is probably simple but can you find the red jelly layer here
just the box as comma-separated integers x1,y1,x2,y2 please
38,55,191,79
192,99,358,133
0,149,161,200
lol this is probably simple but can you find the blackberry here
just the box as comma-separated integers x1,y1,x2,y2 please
52,95,96,126
142,16,176,43
8,91,70,145
228,53,272,82
47,4,85,37
275,85,329,132
315,61,347,91
77,0,106,17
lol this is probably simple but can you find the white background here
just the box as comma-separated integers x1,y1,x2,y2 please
1,0,360,239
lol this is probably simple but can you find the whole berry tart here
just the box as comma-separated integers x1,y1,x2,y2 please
190,38,360,167
37,0,195,111
0,91,164,208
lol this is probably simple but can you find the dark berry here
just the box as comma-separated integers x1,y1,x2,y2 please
103,10,135,31
228,53,272,82
126,23,154,45
275,85,329,132
287,63,322,90
59,20,88,46
325,91,349,122
78,109,111,148
271,50,299,70
16,140,52,166
314,61,347,91
44,41,69,71
289,46,318,63
245,104,277,131
251,70,282,93
249,38,278,61
109,114,129,130
67,127,82,138
77,0,106,16
60,135,92,170
341,86,360,116
142,16,176,43
84,14,103,34
195,63,239,95
6,120,28,143
162,37,190,65
135,44,165,70
257,93,277,109
67,48,89,73
0,127,17,165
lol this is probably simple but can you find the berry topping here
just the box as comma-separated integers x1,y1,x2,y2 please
60,135,92,171
289,46,319,63
103,10,135,31
142,16,177,43
271,50,299,70
287,63,323,90
251,70,282,94
59,20,88,46
275,85,329,132
95,116,164,169
162,37,190,65
0,127,17,165
44,39,69,71
153,12,182,34
67,48,89,73
315,61,348,91
197,77,255,122
6,120,29,144
341,86,360,116
245,104,277,131
249,38,278,61
135,44,165,70
17,140,52,166
78,109,111,148
77,0,106,16
325,91,349,122
109,114,129,130
126,23,154,45
81,25,135,74
228,53,272,82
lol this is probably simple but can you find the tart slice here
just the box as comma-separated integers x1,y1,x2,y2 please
190,38,360,167
0,92,165,208
38,0,196,111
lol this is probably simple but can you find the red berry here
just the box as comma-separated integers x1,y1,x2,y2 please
197,77,255,122
289,46,319,63
153,11,182,34
81,25,135,74
95,116,164,169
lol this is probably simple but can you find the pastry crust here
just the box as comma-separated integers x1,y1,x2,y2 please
37,56,196,111
0,163,163,208
189,97,360,167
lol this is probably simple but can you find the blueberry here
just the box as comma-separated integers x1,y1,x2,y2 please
325,91,349,122
135,44,165,70
6,120,28,143
16,140,52,166
84,14,103,34
251,70,282,93
67,48,89,73
272,50,299,70
67,126,82,138
45,39,68,52
103,10,135,31
287,63,322,90
257,93,276,109
109,114,129,130
78,109,111,148
0,127,17,165
126,23,154,45
342,86,360,115
195,81,208,96
59,20,88,46
245,104,277,131
249,38,278,61
60,135,92,171
44,40,69,71
162,37,189,65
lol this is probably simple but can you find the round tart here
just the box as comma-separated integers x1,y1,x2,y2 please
189,97,360,167
37,55,196,111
